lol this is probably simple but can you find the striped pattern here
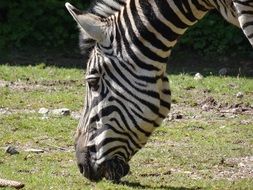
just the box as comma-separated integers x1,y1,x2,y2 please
67,0,253,181
79,0,252,58
233,0,253,46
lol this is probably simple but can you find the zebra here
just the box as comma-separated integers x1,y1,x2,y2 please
65,0,253,182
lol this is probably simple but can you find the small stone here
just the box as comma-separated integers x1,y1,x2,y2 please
238,162,246,168
52,108,70,116
5,146,19,155
201,103,211,111
218,68,228,76
194,73,204,80
236,92,244,99
38,108,49,115
240,120,250,125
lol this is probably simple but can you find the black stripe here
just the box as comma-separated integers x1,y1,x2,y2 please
123,1,169,63
130,109,156,127
192,0,210,11
90,124,141,152
202,0,214,8
233,0,253,6
212,0,221,12
248,32,253,39
89,105,139,139
109,96,152,137
115,58,160,84
160,100,171,110
104,78,143,113
138,0,180,42
115,0,127,6
154,0,190,29
130,2,171,51
162,89,171,95
102,1,122,12
110,58,160,99
93,124,138,148
109,118,145,148
174,0,198,22
117,20,161,71
98,146,128,160
238,10,253,16
97,137,133,156
104,63,160,115
242,21,253,29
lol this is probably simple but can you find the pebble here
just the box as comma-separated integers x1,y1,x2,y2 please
201,103,211,111
5,146,19,155
236,92,244,99
38,108,49,115
52,108,70,116
38,108,71,117
238,162,246,168
194,73,204,80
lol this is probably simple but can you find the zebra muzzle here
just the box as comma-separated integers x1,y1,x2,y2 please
76,146,103,182
103,157,130,183
77,148,129,182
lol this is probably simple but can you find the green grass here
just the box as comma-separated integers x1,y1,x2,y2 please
169,74,252,106
0,64,85,110
0,64,83,81
0,64,252,189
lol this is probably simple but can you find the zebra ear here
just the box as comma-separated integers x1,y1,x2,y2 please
65,2,106,42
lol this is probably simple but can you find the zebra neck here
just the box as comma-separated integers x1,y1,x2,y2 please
113,0,210,68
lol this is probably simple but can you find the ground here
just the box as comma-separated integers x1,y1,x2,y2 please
0,53,252,190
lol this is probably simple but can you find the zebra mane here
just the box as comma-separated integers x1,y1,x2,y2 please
79,0,126,62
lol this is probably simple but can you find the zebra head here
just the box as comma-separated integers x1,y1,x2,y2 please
65,2,171,182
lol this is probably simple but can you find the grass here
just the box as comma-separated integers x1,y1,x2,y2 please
0,64,252,190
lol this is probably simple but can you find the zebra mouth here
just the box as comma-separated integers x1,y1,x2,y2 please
103,157,130,183
76,148,103,182
77,153,129,182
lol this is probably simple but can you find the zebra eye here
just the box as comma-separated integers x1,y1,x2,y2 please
86,75,100,91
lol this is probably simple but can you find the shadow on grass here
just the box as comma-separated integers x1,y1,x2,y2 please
0,48,85,69
167,53,253,78
1,48,253,77
121,181,202,190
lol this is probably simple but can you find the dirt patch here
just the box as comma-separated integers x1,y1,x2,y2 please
0,79,83,92
213,156,253,181
164,95,253,125
199,96,253,115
